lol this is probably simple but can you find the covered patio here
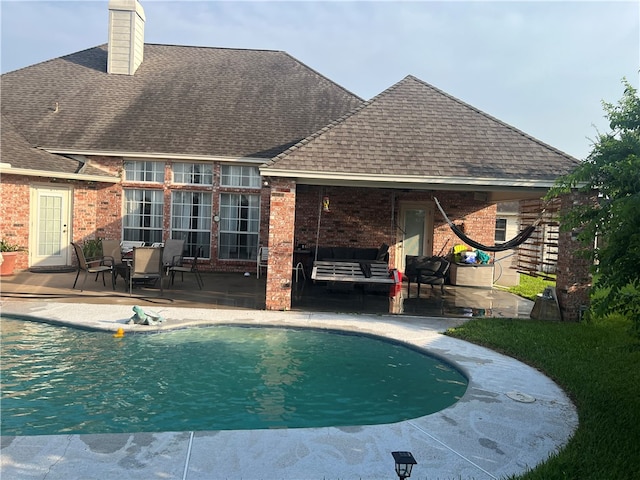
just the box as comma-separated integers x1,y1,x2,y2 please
261,76,587,317
0,269,532,319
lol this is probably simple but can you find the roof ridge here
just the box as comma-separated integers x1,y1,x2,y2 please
280,51,364,104
265,102,366,167
143,43,284,54
1,114,33,145
405,75,581,164
265,75,411,167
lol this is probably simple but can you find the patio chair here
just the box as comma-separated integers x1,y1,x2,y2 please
292,260,306,282
71,242,115,292
120,240,145,255
167,246,203,289
101,239,128,283
404,255,450,297
129,246,164,296
257,246,268,278
162,239,185,273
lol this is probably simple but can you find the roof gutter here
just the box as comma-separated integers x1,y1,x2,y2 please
0,164,119,183
260,168,559,191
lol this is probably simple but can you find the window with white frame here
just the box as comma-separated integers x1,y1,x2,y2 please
171,191,212,258
495,218,507,242
123,189,164,244
173,163,213,186
220,165,260,188
218,193,260,260
124,161,164,183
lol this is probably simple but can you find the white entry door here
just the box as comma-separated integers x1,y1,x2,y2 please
30,186,72,268
396,202,434,272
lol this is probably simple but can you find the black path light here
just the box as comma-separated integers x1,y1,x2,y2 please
391,451,417,480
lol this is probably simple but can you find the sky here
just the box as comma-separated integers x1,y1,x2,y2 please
1,0,638,161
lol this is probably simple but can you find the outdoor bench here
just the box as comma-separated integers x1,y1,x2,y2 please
311,260,395,285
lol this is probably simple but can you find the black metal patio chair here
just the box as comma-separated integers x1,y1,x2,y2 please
167,246,203,289
404,255,450,296
71,241,115,292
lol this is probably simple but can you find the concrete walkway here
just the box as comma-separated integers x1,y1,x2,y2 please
0,301,578,480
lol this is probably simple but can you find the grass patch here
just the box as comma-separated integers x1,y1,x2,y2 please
446,316,640,479
506,274,556,301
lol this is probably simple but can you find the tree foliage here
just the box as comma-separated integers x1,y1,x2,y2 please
547,79,640,322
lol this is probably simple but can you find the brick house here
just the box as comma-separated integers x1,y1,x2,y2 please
0,0,588,318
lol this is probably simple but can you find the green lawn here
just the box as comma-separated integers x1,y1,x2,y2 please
505,273,556,301
446,316,640,479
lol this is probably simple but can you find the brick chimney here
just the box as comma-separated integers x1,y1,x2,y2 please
107,0,145,75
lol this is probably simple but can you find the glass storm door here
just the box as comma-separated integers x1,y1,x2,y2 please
31,186,72,267
397,202,434,271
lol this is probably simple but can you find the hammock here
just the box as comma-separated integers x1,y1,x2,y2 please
433,197,543,252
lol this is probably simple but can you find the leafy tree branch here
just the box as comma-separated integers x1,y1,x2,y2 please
547,79,640,324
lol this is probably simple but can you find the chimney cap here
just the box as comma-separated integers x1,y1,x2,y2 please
108,0,145,20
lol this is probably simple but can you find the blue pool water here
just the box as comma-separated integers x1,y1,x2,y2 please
0,318,467,435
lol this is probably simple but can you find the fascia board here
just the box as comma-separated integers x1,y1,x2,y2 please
260,169,558,190
0,165,119,183
42,149,267,165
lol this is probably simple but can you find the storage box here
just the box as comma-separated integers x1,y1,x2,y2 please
450,263,494,288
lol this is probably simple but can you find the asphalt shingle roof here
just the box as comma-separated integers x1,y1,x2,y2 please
1,44,363,161
266,75,580,182
0,115,88,175
3,45,578,184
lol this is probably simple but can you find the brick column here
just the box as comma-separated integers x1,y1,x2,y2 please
555,193,593,321
265,178,297,310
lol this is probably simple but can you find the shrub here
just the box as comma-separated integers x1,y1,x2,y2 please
0,239,24,252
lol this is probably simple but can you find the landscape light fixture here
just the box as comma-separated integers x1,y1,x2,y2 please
392,451,417,480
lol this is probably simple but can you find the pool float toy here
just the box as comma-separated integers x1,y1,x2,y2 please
113,328,125,338
128,305,165,325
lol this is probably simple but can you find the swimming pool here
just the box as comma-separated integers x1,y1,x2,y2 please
1,318,468,436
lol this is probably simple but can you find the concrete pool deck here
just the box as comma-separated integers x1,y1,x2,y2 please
0,301,578,480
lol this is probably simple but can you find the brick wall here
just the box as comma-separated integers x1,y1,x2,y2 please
555,193,592,321
265,178,297,310
92,158,124,241
73,184,98,241
74,183,123,244
0,175,31,270
430,192,497,257
293,187,496,268
293,185,397,251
